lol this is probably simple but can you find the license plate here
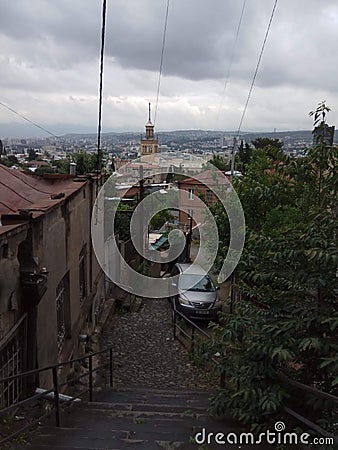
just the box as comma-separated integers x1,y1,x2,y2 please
195,310,209,315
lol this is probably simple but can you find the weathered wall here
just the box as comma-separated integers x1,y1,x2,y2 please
0,176,106,392
30,179,105,386
0,225,28,340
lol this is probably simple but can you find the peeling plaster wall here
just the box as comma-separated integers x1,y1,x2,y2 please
34,181,105,386
0,225,28,341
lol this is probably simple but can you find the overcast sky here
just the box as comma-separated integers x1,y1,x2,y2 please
1,0,338,137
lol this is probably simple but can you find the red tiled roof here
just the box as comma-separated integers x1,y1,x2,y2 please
0,165,87,218
178,169,230,186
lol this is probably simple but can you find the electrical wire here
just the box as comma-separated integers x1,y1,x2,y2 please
154,0,170,126
215,0,247,128
0,100,59,139
236,0,278,137
230,0,278,179
96,0,107,196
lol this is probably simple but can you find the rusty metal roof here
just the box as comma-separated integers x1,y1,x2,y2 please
178,169,230,186
0,165,87,219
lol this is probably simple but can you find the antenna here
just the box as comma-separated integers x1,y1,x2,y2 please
148,102,151,122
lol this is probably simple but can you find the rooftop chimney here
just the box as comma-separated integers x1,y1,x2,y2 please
69,162,77,175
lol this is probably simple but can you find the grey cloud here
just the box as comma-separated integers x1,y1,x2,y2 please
2,0,338,88
1,0,338,135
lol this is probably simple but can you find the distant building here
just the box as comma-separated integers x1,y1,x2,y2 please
220,135,234,148
0,166,105,404
178,169,230,227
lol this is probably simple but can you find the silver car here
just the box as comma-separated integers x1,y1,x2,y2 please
170,263,221,320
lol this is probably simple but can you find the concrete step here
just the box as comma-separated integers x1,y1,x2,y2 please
17,387,274,450
60,409,225,433
21,443,203,450
84,400,208,414
31,419,211,443
94,387,212,408
82,403,208,418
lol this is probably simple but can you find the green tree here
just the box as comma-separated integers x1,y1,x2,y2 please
251,137,283,151
71,149,108,176
27,148,37,161
208,103,338,434
251,137,285,163
52,158,70,174
0,154,19,167
208,154,229,171
237,141,253,173
150,209,173,230
35,166,57,174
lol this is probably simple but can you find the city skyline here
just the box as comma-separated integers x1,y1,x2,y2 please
1,0,338,137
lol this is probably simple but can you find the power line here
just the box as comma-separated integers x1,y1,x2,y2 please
216,0,247,128
154,0,170,126
96,0,107,196
0,100,59,138
236,0,278,136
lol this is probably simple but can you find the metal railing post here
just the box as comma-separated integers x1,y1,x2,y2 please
191,325,195,354
88,355,93,402
173,310,176,340
52,367,60,427
109,348,113,388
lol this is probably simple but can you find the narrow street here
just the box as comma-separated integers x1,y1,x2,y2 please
98,296,213,389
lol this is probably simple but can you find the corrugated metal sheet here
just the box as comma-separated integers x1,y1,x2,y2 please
0,165,87,217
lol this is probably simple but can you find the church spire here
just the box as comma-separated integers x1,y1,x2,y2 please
145,102,154,139
141,102,158,155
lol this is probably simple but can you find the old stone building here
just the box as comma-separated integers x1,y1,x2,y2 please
0,165,105,405
178,169,230,227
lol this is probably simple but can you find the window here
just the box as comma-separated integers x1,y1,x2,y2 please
0,315,27,407
79,245,87,304
206,190,213,203
179,274,216,292
188,188,194,200
56,273,70,351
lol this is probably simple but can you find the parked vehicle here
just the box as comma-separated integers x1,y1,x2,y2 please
169,263,221,321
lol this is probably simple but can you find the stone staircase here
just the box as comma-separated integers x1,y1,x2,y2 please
18,386,269,450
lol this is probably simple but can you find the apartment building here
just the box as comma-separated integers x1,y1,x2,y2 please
0,166,104,404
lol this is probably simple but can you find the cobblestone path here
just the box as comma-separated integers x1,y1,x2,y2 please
99,297,213,389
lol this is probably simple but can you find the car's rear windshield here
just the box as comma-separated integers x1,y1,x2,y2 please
179,274,216,292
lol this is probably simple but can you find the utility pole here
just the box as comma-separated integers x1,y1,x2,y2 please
229,136,237,313
186,213,193,263
230,136,237,182
139,165,145,262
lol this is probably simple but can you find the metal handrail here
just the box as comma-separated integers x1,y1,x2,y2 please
172,308,221,374
171,307,337,439
0,345,114,445
0,345,113,384
278,372,338,404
